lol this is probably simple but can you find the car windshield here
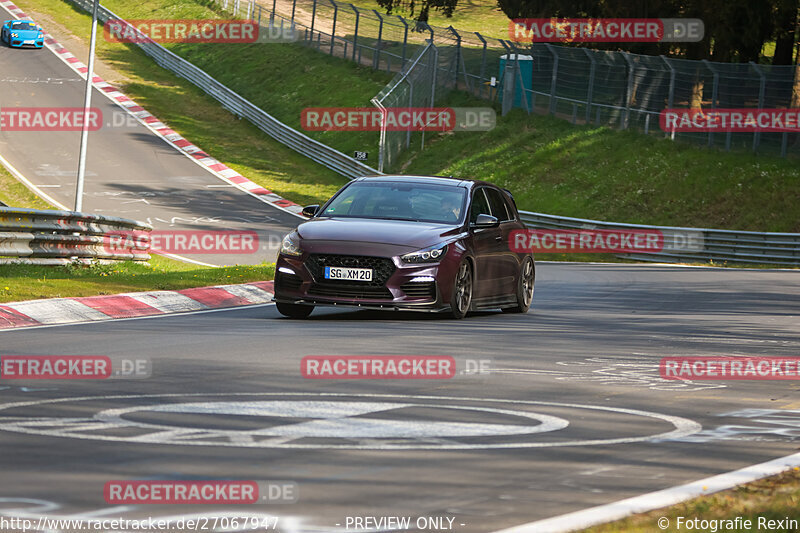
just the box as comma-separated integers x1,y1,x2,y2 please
11,22,36,30
320,181,467,224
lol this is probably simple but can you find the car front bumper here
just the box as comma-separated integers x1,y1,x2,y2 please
273,250,461,313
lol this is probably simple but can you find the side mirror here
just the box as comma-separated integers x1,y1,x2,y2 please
301,204,320,218
472,214,499,228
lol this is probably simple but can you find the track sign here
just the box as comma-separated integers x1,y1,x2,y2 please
353,151,368,161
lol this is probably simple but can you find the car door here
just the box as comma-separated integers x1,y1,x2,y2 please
468,187,502,300
484,187,521,297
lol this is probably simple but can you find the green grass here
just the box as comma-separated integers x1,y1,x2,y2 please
0,165,52,209
400,105,800,232
582,467,800,532
0,255,274,303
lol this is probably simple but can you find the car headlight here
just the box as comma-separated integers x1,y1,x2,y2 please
11,32,18,37
280,231,303,257
401,244,448,264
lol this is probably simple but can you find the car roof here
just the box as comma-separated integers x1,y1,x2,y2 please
354,175,498,189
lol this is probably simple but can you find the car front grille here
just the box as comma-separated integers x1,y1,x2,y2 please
308,283,393,300
400,281,436,299
305,254,396,287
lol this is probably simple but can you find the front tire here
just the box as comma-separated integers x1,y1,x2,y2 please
450,259,473,319
276,302,314,319
502,256,534,314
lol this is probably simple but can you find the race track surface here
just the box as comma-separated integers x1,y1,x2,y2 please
1,263,798,532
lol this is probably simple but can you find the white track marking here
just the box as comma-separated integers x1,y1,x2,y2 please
491,450,800,533
3,299,109,324
0,393,700,450
220,283,274,302
150,251,220,268
0,152,68,210
125,291,209,313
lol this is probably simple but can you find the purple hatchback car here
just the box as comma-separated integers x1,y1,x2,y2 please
273,176,534,319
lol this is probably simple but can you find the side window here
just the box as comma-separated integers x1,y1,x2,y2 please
485,188,512,222
469,188,491,224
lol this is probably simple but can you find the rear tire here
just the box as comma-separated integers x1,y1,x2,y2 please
502,256,534,314
276,302,314,319
450,259,473,319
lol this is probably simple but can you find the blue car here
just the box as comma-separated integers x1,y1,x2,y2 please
1,19,44,49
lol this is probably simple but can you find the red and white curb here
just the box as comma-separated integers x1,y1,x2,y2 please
0,281,273,329
0,0,304,217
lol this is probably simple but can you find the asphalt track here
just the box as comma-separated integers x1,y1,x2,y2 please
1,263,798,532
0,16,304,265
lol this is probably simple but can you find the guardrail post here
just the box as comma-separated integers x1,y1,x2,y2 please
702,59,719,148
544,43,558,115
257,4,262,26
291,0,298,27
351,4,360,62
475,32,488,99
310,0,317,41
329,0,338,56
271,0,276,24
661,55,676,139
750,61,766,154
373,10,384,70
234,0,240,16
622,52,635,130
583,48,596,123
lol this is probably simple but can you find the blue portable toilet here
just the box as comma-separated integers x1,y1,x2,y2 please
498,54,533,110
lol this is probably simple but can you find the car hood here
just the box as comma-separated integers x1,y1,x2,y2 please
9,27,39,37
297,217,462,249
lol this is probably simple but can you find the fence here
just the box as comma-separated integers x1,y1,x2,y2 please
371,42,440,172
0,207,151,264
211,0,800,160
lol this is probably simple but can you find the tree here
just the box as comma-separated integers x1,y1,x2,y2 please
772,0,798,65
375,0,460,24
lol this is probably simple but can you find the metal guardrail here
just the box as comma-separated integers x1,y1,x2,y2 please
68,0,379,180
0,207,151,264
519,211,800,266
61,2,799,266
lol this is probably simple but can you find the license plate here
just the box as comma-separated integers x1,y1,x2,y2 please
23,40,34,44
324,266,372,282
